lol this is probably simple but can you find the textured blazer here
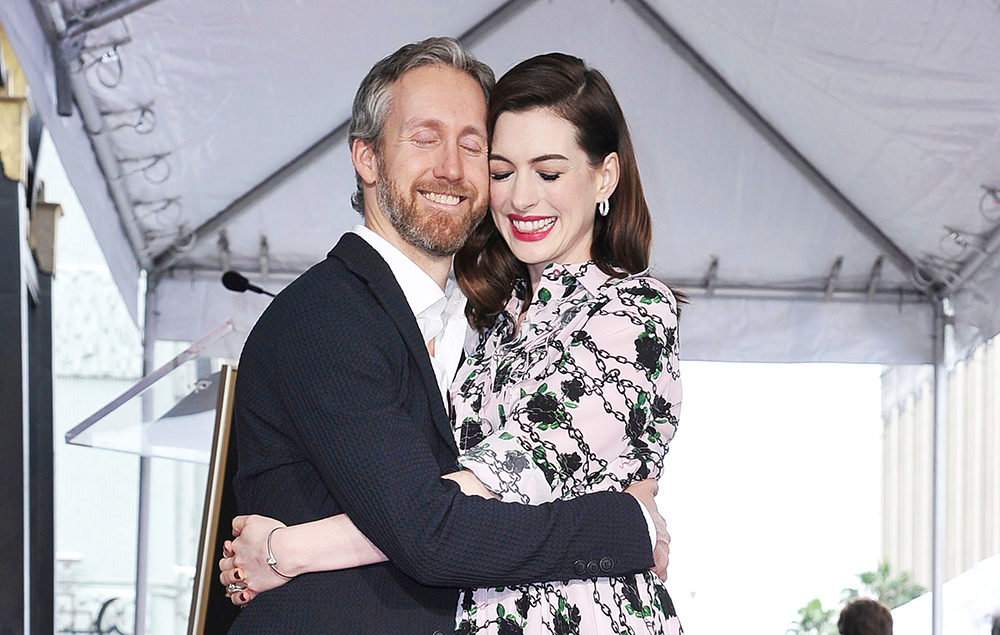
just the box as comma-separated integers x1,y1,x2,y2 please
229,233,654,634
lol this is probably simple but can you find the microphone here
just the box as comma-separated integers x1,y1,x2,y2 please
222,270,276,298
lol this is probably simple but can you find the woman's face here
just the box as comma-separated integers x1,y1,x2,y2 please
488,108,617,283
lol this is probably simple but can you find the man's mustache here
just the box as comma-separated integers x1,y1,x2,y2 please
411,179,479,201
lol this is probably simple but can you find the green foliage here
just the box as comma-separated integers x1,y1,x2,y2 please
842,560,925,609
786,599,838,635
790,561,924,635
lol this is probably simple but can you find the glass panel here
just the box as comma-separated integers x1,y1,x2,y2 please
65,321,237,463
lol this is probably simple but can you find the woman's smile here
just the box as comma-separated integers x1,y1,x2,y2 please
508,214,557,241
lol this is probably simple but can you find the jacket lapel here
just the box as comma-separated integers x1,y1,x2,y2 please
328,233,459,456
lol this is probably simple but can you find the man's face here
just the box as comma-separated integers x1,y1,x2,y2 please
373,64,489,257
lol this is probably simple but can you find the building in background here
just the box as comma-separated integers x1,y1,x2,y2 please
881,348,1000,588
39,129,206,635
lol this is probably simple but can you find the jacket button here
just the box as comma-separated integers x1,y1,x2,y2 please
573,560,587,575
587,560,600,575
433,631,446,635
600,557,614,572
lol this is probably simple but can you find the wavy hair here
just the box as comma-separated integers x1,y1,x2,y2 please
455,53,666,330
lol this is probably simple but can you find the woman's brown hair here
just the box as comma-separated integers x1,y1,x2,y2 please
455,53,658,330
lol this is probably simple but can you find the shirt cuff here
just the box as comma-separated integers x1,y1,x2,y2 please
635,496,658,554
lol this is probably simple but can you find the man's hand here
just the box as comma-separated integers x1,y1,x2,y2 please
624,479,670,580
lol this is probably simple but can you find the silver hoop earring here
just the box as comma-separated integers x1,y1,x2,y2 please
598,199,610,217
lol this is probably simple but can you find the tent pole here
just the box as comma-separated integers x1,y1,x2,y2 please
931,296,950,635
135,274,157,635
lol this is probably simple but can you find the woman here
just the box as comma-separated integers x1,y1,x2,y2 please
221,52,683,634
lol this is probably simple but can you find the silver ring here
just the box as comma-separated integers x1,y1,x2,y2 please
227,582,246,594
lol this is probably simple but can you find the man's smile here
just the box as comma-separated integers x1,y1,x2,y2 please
419,190,466,206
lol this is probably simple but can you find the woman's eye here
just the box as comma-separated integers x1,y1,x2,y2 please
490,172,513,181
539,172,561,181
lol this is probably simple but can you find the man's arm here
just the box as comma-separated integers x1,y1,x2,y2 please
252,289,654,588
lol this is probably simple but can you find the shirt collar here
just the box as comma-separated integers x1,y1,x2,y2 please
533,261,615,300
351,224,445,318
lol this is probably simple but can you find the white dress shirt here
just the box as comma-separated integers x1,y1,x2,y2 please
351,225,467,407
350,225,658,553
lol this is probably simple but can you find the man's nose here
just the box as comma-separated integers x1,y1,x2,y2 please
433,142,464,183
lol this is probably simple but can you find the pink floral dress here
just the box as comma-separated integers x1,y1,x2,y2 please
451,262,683,635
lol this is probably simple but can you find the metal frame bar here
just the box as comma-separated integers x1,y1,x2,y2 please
150,0,541,276
619,0,925,288
677,284,926,305
931,297,950,635
62,0,162,39
134,275,157,635
31,0,157,269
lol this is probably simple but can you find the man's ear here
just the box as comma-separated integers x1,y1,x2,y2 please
595,151,620,203
352,138,378,186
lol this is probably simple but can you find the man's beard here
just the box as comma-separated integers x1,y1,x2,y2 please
375,156,487,258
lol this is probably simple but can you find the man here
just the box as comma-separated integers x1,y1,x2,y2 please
837,598,892,635
229,37,668,634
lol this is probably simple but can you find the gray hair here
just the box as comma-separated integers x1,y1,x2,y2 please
349,37,495,214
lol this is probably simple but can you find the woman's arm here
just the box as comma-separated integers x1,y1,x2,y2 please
219,470,497,604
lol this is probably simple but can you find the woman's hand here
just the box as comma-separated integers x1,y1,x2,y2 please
442,469,500,500
218,515,291,606
624,479,670,580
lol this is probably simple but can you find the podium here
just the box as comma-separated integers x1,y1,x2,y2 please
66,320,242,633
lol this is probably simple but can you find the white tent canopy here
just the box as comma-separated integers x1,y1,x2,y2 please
3,1,1000,633
5,0,1000,364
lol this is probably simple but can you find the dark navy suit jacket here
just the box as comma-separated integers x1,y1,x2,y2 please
230,233,653,634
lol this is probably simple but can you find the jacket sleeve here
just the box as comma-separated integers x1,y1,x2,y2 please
257,290,654,588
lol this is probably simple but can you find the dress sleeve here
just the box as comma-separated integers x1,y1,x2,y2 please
457,278,682,504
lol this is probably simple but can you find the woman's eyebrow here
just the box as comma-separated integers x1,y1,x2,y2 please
530,154,569,164
488,153,570,163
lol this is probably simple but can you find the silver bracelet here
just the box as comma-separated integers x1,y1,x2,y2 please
265,527,294,579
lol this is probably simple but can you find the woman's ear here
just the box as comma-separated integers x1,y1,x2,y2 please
595,152,620,204
352,138,378,186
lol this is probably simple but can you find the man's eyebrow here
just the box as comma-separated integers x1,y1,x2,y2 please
459,124,487,139
400,117,444,133
400,118,485,138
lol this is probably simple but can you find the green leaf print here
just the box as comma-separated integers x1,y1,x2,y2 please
538,287,551,303
499,432,514,440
